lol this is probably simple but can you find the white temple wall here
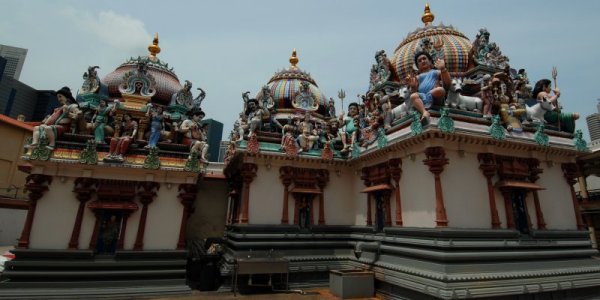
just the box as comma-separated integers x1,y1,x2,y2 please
144,187,184,249
248,165,283,224
29,177,79,249
400,152,436,228
526,193,539,229
123,201,141,250
538,164,577,230
443,151,491,229
325,165,356,225
353,166,369,226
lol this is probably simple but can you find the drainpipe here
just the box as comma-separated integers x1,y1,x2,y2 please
354,241,381,261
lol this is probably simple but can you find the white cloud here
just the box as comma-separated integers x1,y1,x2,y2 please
60,7,152,52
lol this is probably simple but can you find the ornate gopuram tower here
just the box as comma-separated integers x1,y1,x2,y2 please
220,5,600,300
0,35,228,298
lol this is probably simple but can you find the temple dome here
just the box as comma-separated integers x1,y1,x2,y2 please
256,50,328,116
102,34,183,105
392,5,472,81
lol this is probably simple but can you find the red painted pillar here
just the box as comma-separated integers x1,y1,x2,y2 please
389,159,403,226
134,182,159,250
424,147,449,227
562,163,585,230
177,184,197,249
17,174,52,249
279,167,293,224
240,163,257,224
69,178,97,249
478,153,501,229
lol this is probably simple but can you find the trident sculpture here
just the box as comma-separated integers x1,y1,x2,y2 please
338,89,346,114
552,66,560,131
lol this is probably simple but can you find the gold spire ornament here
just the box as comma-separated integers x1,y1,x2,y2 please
148,33,161,61
421,3,435,26
290,49,299,69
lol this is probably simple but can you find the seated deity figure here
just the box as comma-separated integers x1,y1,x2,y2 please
294,81,318,110
179,109,209,162
406,51,451,120
258,85,275,109
243,98,269,137
28,87,80,150
106,113,138,161
280,123,297,153
531,79,579,133
297,113,319,153
91,99,117,144
338,102,360,153
493,76,525,132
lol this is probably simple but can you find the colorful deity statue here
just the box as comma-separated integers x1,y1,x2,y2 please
179,109,209,162
406,51,451,120
339,102,360,154
27,87,80,151
293,81,318,111
91,99,117,144
258,85,275,109
530,79,579,133
106,113,138,162
297,112,319,153
80,66,100,95
145,104,165,148
172,80,194,108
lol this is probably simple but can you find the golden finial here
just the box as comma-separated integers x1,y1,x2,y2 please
289,49,299,69
421,3,435,26
148,33,161,60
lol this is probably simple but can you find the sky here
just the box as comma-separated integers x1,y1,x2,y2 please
2,0,599,141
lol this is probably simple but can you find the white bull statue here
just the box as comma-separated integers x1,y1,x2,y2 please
447,78,483,112
526,97,556,123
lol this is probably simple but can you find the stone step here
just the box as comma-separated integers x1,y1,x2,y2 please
0,279,190,299
2,268,186,281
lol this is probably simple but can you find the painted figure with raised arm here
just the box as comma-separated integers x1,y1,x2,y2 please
91,99,117,144
180,109,209,162
406,51,451,120
145,104,164,148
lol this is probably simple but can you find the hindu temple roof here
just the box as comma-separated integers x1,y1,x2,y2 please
392,4,472,80
259,50,328,114
102,34,183,105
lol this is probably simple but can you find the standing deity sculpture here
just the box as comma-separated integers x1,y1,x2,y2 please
91,99,117,144
338,102,360,154
145,104,165,148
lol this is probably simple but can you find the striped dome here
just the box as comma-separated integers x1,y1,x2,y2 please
259,67,328,115
392,24,471,81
